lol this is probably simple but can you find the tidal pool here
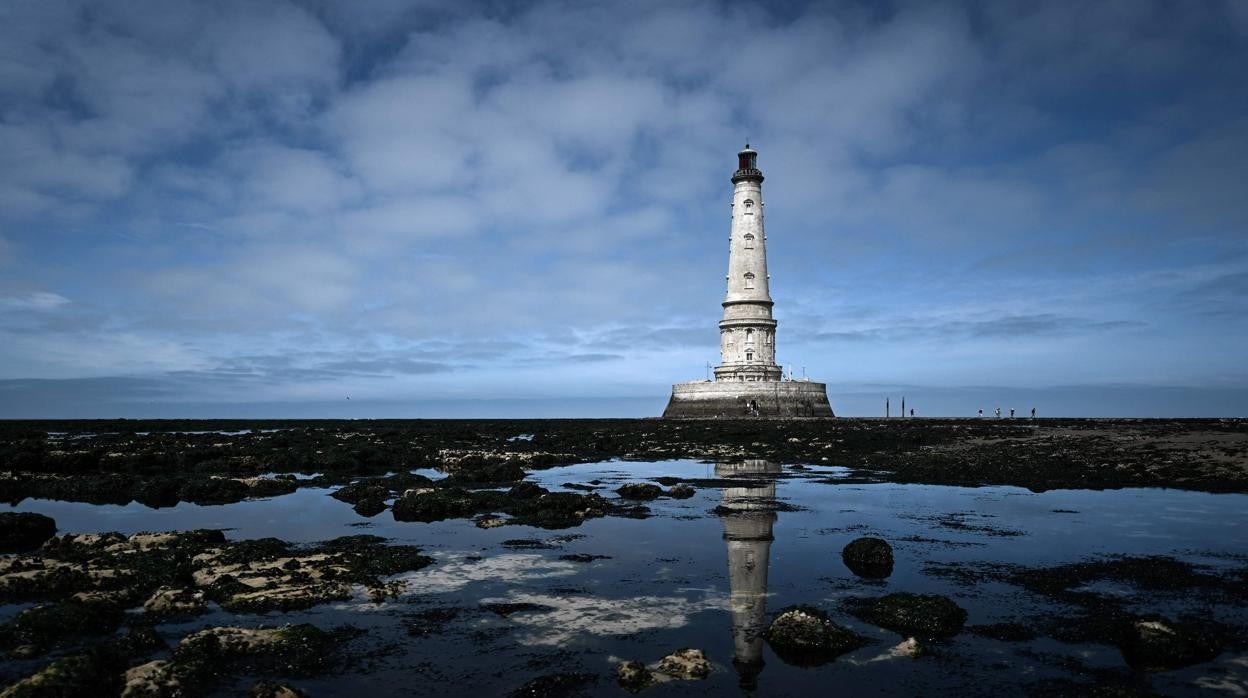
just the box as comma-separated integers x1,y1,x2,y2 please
4,459,1247,696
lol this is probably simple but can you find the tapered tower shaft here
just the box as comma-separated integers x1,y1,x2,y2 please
716,145,782,382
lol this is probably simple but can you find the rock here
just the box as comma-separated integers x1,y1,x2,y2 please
251,680,307,698
855,592,967,638
615,660,653,692
143,586,208,618
558,553,610,563
122,660,183,698
507,481,549,499
507,672,596,697
331,481,390,504
509,492,608,529
352,496,387,517
842,537,894,579
616,483,663,500
766,605,869,666
0,512,56,552
1118,616,1222,671
447,458,526,483
391,488,479,522
1,654,113,697
475,515,510,529
173,624,333,682
656,648,712,679
665,484,696,499
0,598,126,655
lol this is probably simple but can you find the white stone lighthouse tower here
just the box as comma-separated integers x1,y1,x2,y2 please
716,145,783,382
662,144,834,418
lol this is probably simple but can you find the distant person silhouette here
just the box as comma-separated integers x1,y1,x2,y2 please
978,409,983,418
995,407,1001,419
1031,407,1036,419
1010,408,1015,418
910,408,914,417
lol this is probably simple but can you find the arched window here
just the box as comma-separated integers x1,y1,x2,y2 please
724,329,734,345
744,272,755,289
745,328,754,342
743,233,755,249
743,199,754,215
765,332,772,345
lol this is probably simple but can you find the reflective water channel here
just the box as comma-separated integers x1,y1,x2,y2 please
5,459,1247,696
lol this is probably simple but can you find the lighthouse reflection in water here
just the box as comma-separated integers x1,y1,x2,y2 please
715,460,782,690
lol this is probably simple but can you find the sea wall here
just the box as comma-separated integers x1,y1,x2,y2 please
662,380,835,419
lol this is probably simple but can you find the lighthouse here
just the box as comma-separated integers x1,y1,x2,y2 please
663,145,834,418
716,145,782,383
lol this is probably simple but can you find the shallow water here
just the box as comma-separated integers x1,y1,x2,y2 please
5,459,1247,695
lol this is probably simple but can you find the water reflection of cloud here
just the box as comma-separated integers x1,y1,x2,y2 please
477,590,729,647
393,553,581,595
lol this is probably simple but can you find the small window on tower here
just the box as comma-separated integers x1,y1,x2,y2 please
744,272,755,289
743,233,755,249
743,199,754,215
746,351,754,361
765,332,772,345
746,328,754,342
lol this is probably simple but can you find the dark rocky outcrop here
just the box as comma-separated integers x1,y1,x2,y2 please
616,483,662,500
766,605,869,666
851,593,967,638
841,537,894,579
0,512,56,552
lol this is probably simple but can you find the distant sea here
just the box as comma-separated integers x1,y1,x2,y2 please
1,385,1244,419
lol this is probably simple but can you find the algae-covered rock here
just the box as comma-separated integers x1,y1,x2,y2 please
391,488,479,522
615,660,653,692
616,483,662,500
1118,616,1222,671
656,648,711,679
173,624,333,683
855,592,967,638
0,512,56,552
121,660,183,698
251,680,307,697
665,484,696,499
143,586,208,618
352,496,387,517
1,653,116,697
842,537,894,579
0,598,125,656
766,605,869,666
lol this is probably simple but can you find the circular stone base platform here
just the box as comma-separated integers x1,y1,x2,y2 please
662,380,835,419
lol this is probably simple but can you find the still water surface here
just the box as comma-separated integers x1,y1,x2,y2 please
5,460,1247,696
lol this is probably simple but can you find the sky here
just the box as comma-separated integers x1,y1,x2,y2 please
1,0,1246,419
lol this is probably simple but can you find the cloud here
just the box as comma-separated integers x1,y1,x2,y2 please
0,0,1246,414
0,292,70,311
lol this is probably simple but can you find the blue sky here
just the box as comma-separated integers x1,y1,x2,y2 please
1,0,1246,418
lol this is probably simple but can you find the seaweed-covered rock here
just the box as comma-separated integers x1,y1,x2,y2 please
1118,616,1222,671
173,624,333,683
391,488,479,522
143,587,208,618
507,481,549,500
766,605,869,666
251,680,307,698
331,481,389,505
510,492,608,529
446,457,526,483
615,660,653,692
191,535,431,613
656,648,711,679
122,660,183,698
0,598,125,656
1,653,117,697
854,593,967,638
842,537,894,579
665,484,696,499
616,483,662,500
352,496,387,517
0,512,56,552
